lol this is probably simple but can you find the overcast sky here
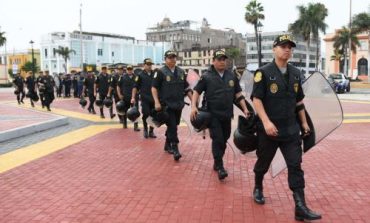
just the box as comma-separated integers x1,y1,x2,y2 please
0,0,369,51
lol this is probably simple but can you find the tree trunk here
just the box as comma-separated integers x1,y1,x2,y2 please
315,37,320,71
64,58,68,73
343,47,348,76
305,41,310,76
368,32,370,82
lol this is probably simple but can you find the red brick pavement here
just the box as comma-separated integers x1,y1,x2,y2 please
0,122,369,223
0,104,59,132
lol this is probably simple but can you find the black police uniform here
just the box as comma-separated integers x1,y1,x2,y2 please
152,65,189,159
64,74,72,97
72,74,78,98
25,76,36,106
40,75,55,111
194,65,242,177
13,75,25,104
95,72,113,118
109,72,121,120
117,73,139,128
83,74,96,113
36,75,46,107
251,59,305,191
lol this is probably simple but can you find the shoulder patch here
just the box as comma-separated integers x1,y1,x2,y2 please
254,71,262,83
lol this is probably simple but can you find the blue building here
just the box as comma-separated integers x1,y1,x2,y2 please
40,31,170,73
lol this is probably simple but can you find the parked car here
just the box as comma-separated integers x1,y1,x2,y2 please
328,73,351,93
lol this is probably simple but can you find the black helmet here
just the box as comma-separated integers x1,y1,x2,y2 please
103,97,113,108
79,97,87,108
233,115,257,154
95,98,103,108
116,100,126,115
149,108,169,127
127,106,140,122
26,91,31,98
14,89,20,95
191,110,212,132
31,93,39,102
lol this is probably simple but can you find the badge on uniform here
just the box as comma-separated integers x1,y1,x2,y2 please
270,83,278,93
229,80,234,87
135,76,139,82
180,75,184,80
118,77,121,81
294,83,299,93
154,72,157,79
254,71,262,83
166,76,171,82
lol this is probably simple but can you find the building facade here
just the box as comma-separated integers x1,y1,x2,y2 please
246,31,320,73
0,49,41,79
40,31,171,73
324,31,369,79
146,17,246,67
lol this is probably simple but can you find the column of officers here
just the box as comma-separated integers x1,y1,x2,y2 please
13,70,55,111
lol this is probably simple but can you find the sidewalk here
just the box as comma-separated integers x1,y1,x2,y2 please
0,88,369,222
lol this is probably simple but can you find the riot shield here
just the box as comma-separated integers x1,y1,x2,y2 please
270,72,343,177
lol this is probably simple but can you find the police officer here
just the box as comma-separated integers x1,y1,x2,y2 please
94,66,114,119
82,69,96,114
191,50,249,180
152,50,193,161
12,72,25,104
251,34,321,221
72,71,79,98
108,66,122,122
25,71,37,107
132,58,157,138
64,72,72,97
117,65,140,131
36,71,46,108
41,70,55,111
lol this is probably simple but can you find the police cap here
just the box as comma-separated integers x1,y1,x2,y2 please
143,58,153,65
273,34,296,47
164,50,177,58
126,65,133,70
213,49,228,59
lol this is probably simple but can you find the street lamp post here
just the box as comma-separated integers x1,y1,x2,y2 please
29,40,35,78
257,21,263,67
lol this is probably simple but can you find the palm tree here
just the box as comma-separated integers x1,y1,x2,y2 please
225,47,241,68
0,31,6,47
352,12,370,76
289,3,328,74
333,27,360,76
55,46,76,73
245,0,264,67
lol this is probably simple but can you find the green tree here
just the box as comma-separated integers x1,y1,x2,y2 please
21,61,39,73
289,3,328,73
333,26,360,75
225,47,241,68
55,46,76,73
0,31,6,47
352,12,370,75
245,0,264,66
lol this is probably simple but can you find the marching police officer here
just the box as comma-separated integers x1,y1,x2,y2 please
12,72,25,104
82,69,96,114
191,50,249,180
72,71,79,98
152,50,193,161
36,71,46,108
40,70,55,111
251,34,321,221
108,66,122,122
94,66,115,119
25,71,37,107
116,65,140,131
131,58,157,138
64,72,72,97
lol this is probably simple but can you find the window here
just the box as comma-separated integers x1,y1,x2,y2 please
112,51,114,57
53,48,56,57
45,49,48,58
98,49,103,56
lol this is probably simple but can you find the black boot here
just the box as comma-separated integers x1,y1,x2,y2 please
143,128,148,138
164,140,173,154
123,116,127,129
100,108,105,119
171,143,182,161
148,127,156,138
293,190,322,221
134,122,140,131
253,187,265,205
214,159,228,180
47,106,51,111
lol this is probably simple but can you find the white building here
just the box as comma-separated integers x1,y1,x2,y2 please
40,31,171,73
246,31,320,73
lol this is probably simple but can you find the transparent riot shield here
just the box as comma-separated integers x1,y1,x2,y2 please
270,72,343,177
